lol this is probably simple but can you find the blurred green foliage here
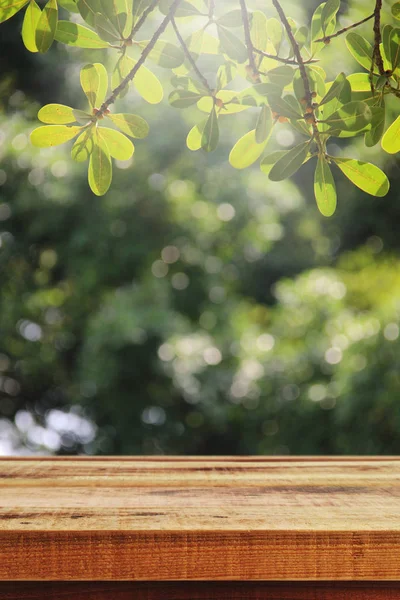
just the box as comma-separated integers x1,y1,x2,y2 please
0,0,400,455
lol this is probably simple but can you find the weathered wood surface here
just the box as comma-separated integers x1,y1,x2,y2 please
2,582,400,600
1,457,400,580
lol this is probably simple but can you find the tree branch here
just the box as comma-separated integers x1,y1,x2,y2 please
130,0,160,40
97,0,181,116
171,18,213,95
372,0,385,76
315,13,374,43
239,0,260,82
253,47,318,65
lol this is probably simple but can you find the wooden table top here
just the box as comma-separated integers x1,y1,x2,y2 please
1,457,400,581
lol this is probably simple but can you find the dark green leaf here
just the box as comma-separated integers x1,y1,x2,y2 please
201,107,219,152
35,0,58,53
217,25,247,63
268,141,310,181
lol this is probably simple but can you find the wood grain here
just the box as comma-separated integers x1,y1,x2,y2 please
1,457,400,580
2,582,400,600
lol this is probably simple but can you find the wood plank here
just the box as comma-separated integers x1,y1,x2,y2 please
2,582,400,600
1,458,400,580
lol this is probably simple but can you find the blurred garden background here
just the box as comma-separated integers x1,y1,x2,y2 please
1,0,400,456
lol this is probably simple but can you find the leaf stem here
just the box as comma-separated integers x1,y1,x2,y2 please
171,18,214,96
239,0,260,82
253,47,318,65
270,0,323,153
315,13,374,43
97,0,182,117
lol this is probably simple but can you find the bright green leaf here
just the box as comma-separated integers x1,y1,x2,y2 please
98,127,134,160
38,103,77,124
106,113,149,138
186,119,207,151
88,131,112,196
169,89,205,108
80,63,108,109
30,124,83,147
71,128,95,161
332,157,389,196
323,101,372,132
35,0,58,53
0,0,29,24
55,20,109,47
345,32,373,71
22,0,41,52
134,63,163,104
76,0,102,27
229,129,268,169
321,0,340,35
255,105,272,143
314,155,337,216
381,115,400,154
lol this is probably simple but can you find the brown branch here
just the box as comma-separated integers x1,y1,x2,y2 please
171,18,213,95
271,0,312,107
372,0,385,75
97,0,181,116
270,0,323,152
315,13,374,43
130,0,159,40
239,0,260,82
253,47,318,65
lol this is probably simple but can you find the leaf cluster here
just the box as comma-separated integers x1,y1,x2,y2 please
1,0,399,212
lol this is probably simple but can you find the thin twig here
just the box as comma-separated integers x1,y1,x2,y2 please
372,0,385,75
271,0,312,106
130,0,159,39
97,0,182,116
239,0,260,82
171,18,213,95
253,47,318,65
270,0,323,152
315,13,374,43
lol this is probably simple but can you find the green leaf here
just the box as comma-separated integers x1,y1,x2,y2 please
382,24,393,70
58,0,79,12
390,28,400,72
186,119,207,151
198,90,249,114
393,2,400,20
314,155,337,216
216,63,236,91
80,63,108,109
268,95,302,120
38,103,77,124
255,105,272,143
216,9,243,28
381,115,400,154
345,33,373,71
88,130,112,196
365,104,385,147
35,0,58,53
250,10,268,54
98,127,134,160
169,89,205,108
71,128,95,161
137,40,184,68
112,53,133,99
106,113,149,138
323,101,372,133
159,0,202,18
268,141,310,181
100,0,131,37
229,129,268,169
347,72,375,92
332,157,389,196
319,72,346,106
22,0,41,52
321,0,340,36
0,0,29,24
30,124,83,147
266,66,294,89
232,83,282,107
55,20,110,47
201,107,219,152
260,150,288,176
94,12,120,43
134,63,163,104
266,18,282,54
217,25,247,63
76,0,102,27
